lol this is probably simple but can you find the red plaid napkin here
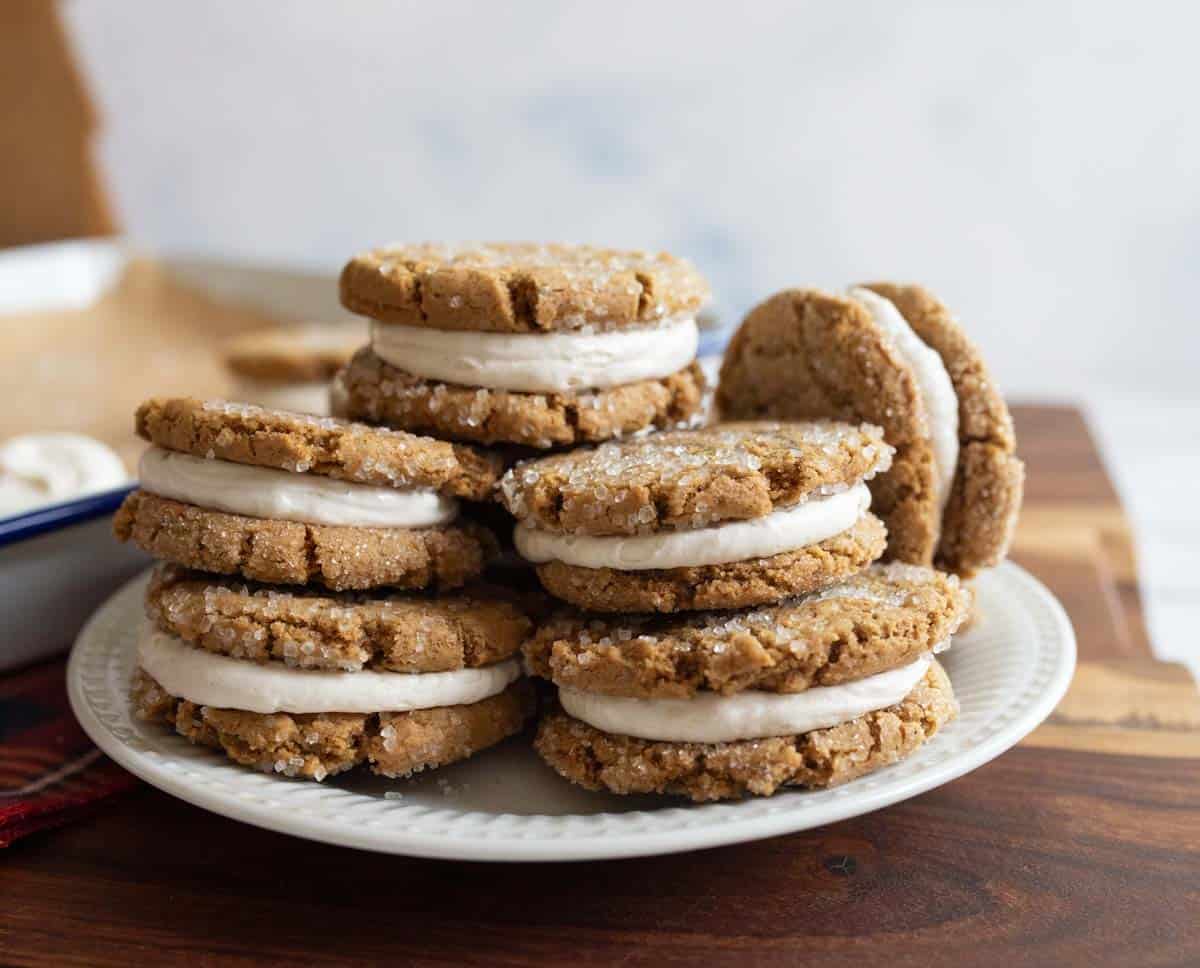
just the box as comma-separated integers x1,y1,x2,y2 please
0,657,137,846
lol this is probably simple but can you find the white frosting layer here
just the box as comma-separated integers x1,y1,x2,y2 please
370,315,698,392
138,625,519,714
560,655,932,743
138,447,457,528
849,287,960,510
0,433,128,516
232,378,332,416
514,483,870,571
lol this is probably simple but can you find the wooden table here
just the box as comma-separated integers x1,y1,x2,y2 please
4,405,1198,967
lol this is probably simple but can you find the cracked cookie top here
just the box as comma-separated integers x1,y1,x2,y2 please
135,397,503,500
524,562,968,698
498,421,894,536
339,242,711,333
145,564,533,674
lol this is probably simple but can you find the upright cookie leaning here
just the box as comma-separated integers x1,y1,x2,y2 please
717,283,1024,576
334,242,709,448
499,422,894,612
529,562,968,801
113,398,501,590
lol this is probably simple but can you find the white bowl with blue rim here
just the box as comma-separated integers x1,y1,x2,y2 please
0,485,149,672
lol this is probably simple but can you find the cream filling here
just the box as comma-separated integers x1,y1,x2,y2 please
849,287,959,511
560,655,932,743
0,432,129,516
370,315,698,393
138,447,457,528
231,378,332,416
514,483,870,571
137,625,519,714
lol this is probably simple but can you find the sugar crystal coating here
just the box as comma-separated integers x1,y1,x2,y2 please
146,564,532,673
499,421,894,536
534,660,957,801
523,561,966,697
340,241,711,334
137,396,502,499
114,491,496,592
334,349,705,449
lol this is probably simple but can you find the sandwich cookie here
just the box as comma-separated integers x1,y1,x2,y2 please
499,422,894,613
717,284,1024,576
223,322,366,415
334,242,709,448
530,562,966,801
114,398,501,591
133,589,534,780
133,566,534,780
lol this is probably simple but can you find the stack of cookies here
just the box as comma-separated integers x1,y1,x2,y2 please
499,423,970,801
115,397,534,780
333,242,711,449
114,251,1023,805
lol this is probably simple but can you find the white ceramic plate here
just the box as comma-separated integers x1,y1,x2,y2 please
69,562,1074,862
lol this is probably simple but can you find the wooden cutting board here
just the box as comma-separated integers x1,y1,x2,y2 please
4,405,1199,967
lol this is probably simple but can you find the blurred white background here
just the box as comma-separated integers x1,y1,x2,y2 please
64,0,1199,400
63,1,1198,665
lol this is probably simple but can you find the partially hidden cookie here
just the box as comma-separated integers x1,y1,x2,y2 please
115,398,501,591
334,242,711,447
115,491,495,592
223,323,367,415
716,285,1024,576
334,347,706,449
499,422,894,612
535,660,956,802
146,563,533,673
136,397,500,498
524,562,968,698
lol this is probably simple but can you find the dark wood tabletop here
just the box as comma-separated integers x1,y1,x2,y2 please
4,404,1198,967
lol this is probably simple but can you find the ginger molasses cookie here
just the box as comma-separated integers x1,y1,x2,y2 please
525,561,968,698
526,562,964,801
716,284,1024,576
535,661,955,801
334,242,710,448
223,323,366,415
132,630,534,782
114,399,501,591
335,348,706,450
339,242,710,332
145,564,533,673
135,397,500,497
499,422,894,612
